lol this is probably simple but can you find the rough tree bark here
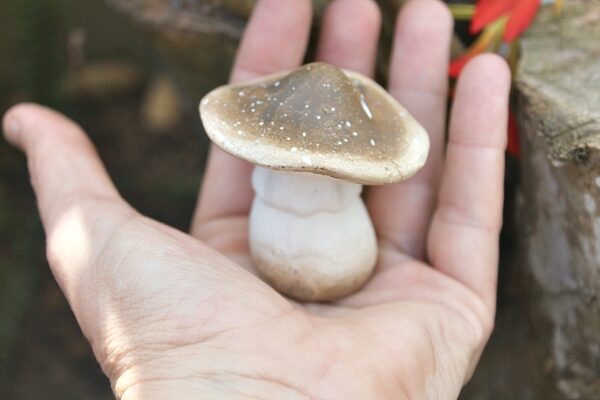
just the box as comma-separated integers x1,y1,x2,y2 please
516,1,600,397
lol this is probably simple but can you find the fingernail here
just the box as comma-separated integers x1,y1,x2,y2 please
3,114,21,143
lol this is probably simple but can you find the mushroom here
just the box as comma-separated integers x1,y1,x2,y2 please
199,62,429,301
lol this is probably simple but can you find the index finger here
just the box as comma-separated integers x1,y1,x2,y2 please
192,0,313,232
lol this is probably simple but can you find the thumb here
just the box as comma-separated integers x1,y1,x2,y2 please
3,103,127,225
2,103,134,301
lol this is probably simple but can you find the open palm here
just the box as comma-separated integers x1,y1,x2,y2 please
3,0,509,399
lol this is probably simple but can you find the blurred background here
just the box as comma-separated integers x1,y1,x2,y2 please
1,1,599,399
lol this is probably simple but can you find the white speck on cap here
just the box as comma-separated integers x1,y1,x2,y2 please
360,94,373,119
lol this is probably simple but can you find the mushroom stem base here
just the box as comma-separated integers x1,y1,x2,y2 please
249,167,377,302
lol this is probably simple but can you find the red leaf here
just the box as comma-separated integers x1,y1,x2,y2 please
449,21,502,78
507,109,520,157
470,0,516,34
504,0,541,42
449,53,477,78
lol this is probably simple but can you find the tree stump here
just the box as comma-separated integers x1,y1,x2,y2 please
516,1,600,397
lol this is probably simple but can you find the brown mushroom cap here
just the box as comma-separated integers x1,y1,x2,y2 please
199,62,429,185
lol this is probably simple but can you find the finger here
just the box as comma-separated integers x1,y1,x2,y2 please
427,54,510,311
367,0,452,259
2,103,133,299
192,0,312,232
316,0,381,76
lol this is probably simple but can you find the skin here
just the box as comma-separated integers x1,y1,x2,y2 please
2,0,510,398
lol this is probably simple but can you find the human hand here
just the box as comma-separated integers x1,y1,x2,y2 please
3,0,510,398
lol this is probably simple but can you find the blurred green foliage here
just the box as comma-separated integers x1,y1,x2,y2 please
0,174,43,393
0,0,64,392
13,0,65,105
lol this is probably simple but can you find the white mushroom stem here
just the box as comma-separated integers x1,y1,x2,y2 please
249,166,378,301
